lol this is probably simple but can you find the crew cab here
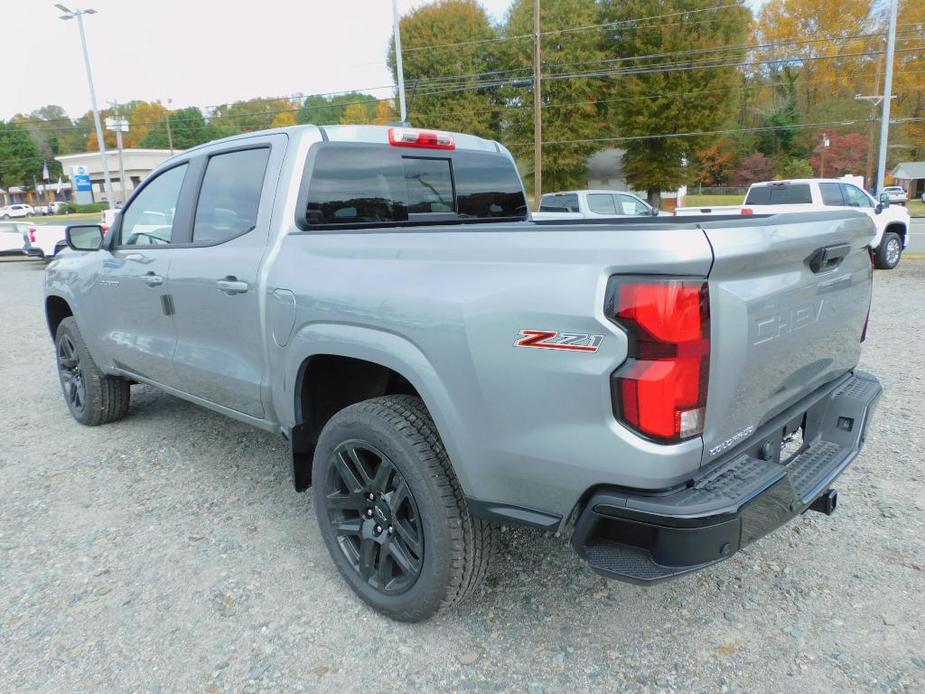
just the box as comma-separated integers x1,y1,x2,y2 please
675,178,909,269
532,189,659,220
45,125,881,622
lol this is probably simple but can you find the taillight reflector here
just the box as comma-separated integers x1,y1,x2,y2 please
610,279,710,442
29,227,36,243
740,208,754,215
388,127,455,150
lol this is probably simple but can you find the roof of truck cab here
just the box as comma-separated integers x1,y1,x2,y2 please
176,123,504,157
542,189,643,196
749,179,859,186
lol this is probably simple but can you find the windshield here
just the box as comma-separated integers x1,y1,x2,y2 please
303,144,527,228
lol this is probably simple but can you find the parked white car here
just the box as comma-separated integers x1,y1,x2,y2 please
0,204,35,219
531,190,659,221
675,178,911,269
882,186,908,205
0,222,41,257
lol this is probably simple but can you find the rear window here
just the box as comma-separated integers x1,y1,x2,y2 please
540,193,579,212
303,144,526,228
745,184,812,205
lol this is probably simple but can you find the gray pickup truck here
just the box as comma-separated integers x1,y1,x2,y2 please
45,124,881,622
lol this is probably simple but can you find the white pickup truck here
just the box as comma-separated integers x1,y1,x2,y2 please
531,189,660,221
675,179,910,269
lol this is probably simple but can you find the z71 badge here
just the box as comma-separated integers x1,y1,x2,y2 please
513,329,605,353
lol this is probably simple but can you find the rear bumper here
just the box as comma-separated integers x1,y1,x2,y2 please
571,370,881,583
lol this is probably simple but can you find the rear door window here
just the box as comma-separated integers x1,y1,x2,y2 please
304,145,526,228
193,147,270,243
745,184,812,205
819,183,845,206
587,194,617,215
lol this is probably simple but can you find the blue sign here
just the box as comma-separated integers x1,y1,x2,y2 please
74,174,92,192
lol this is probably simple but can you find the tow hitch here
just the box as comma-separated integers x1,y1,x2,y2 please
809,489,838,516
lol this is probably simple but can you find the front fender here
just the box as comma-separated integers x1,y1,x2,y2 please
275,322,476,494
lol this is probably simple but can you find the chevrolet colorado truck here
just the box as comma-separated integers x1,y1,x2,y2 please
675,178,910,269
45,125,882,622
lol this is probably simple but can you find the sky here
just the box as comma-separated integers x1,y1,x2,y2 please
4,0,516,120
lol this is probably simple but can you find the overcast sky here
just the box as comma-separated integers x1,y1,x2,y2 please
5,0,516,120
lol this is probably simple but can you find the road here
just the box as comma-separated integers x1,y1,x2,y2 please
908,218,925,255
0,257,923,692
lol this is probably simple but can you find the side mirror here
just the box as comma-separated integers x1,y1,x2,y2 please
65,224,105,251
650,207,659,216
879,192,891,206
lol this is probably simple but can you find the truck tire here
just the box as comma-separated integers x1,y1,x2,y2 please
312,395,495,622
55,317,131,426
874,231,902,270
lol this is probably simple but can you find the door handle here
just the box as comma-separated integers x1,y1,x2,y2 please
808,243,851,273
216,276,249,295
143,271,164,287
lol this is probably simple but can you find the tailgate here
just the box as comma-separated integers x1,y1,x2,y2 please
700,211,875,463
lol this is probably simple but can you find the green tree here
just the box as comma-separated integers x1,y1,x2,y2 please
503,0,607,194
297,92,378,125
209,97,296,134
140,107,214,149
599,0,752,205
388,0,501,138
0,121,43,188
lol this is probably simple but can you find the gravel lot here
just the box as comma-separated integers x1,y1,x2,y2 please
1,257,923,693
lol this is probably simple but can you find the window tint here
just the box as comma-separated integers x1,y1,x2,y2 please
120,164,188,246
841,184,873,208
819,182,844,206
540,193,579,212
615,193,650,215
587,194,617,215
193,148,270,243
305,145,526,227
744,183,812,205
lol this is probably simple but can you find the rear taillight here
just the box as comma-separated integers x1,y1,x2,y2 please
388,127,455,150
740,208,754,215
29,227,36,243
609,278,710,442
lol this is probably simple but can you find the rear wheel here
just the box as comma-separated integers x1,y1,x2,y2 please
55,317,130,426
874,231,902,270
312,395,495,622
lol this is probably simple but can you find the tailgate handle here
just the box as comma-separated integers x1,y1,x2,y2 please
809,243,851,273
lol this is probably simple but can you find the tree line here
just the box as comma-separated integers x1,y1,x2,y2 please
1,0,922,201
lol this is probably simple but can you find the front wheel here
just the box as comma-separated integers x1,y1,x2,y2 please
312,395,495,622
55,317,131,425
874,231,902,270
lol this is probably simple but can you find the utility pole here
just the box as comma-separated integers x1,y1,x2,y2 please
57,5,115,210
391,0,408,123
165,97,174,154
819,132,830,177
106,115,129,204
532,0,542,211
875,0,898,195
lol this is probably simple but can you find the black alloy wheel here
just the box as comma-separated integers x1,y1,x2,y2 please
57,333,86,415
325,440,424,594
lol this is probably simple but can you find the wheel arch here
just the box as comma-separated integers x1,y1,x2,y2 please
281,324,471,494
884,221,907,245
45,294,73,339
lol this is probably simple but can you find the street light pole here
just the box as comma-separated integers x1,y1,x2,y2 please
533,0,542,211
875,0,898,195
165,98,175,154
391,0,407,123
56,4,115,210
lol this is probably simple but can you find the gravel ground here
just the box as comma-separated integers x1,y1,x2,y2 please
0,257,923,693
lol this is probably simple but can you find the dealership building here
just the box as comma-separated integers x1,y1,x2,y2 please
54,148,176,205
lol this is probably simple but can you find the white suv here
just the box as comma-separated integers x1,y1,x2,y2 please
0,204,35,219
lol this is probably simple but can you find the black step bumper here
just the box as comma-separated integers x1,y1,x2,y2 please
571,370,882,584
